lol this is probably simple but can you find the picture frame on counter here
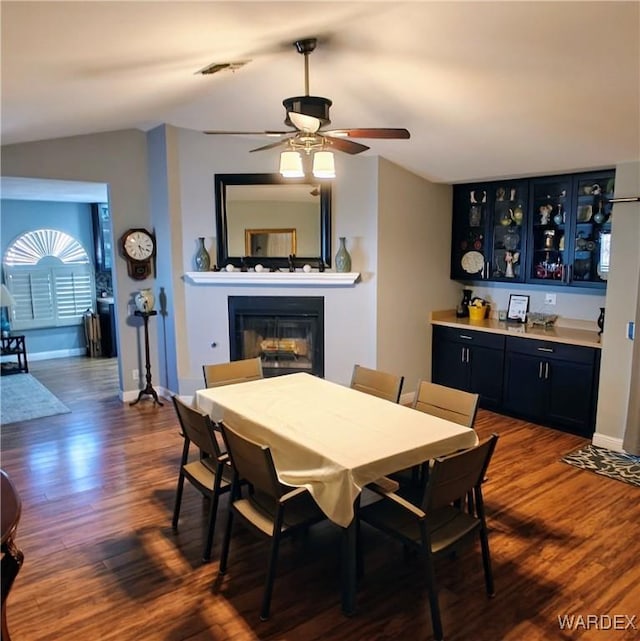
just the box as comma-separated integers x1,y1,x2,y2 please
507,294,529,323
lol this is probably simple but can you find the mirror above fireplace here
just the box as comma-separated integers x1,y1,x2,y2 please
214,173,331,270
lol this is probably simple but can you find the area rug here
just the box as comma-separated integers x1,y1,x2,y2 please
561,444,640,487
0,373,71,425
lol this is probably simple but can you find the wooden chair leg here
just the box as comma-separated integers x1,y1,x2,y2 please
424,553,444,641
218,509,234,575
171,474,185,530
260,519,283,621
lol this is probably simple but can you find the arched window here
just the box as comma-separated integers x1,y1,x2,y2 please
3,229,95,330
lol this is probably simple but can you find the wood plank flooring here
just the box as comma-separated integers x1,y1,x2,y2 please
1,357,638,641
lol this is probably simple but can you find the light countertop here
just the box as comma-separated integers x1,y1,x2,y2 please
431,310,602,349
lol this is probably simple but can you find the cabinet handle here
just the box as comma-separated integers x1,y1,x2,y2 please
538,361,543,379
545,362,550,379
461,347,466,364
459,335,473,340
466,347,470,363
537,347,554,353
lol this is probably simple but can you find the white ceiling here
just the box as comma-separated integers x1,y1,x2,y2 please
1,1,639,189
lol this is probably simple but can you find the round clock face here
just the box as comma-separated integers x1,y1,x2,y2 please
123,230,154,261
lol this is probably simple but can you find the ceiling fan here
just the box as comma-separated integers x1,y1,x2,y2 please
203,38,410,157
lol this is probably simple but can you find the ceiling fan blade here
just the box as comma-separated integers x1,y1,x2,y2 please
322,128,411,139
288,111,321,133
249,139,289,153
203,130,292,136
324,136,370,155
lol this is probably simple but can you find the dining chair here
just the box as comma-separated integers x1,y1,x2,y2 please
202,356,263,388
171,395,233,562
217,419,326,621
400,381,480,489
412,380,479,427
350,364,404,403
359,433,499,641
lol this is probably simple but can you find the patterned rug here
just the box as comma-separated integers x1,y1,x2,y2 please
0,373,71,425
561,444,640,487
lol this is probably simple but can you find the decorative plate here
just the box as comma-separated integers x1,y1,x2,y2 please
461,251,484,274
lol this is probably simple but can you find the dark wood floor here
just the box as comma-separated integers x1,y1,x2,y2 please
1,357,638,641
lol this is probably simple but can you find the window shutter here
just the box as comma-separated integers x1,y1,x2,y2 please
7,270,55,327
55,268,93,321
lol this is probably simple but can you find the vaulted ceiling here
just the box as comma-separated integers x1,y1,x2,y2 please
2,1,639,184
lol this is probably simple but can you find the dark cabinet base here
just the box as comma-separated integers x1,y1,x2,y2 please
432,325,600,436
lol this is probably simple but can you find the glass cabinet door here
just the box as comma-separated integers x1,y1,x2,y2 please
570,171,614,288
451,184,489,280
489,181,528,281
528,176,572,284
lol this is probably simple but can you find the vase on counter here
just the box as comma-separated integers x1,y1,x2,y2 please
194,237,211,272
597,307,605,335
456,288,473,318
335,237,351,273
134,288,155,313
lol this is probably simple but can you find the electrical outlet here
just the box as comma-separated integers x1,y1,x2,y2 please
132,369,139,381
128,303,136,316
544,293,556,305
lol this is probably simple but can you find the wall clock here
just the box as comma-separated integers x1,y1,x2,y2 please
120,228,156,280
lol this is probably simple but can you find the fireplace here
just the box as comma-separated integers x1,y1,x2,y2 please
228,296,324,377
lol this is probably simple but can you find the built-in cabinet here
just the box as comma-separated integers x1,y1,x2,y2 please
432,324,600,436
452,169,614,288
432,326,505,410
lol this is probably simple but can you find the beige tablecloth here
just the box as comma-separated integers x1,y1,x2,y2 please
196,373,478,527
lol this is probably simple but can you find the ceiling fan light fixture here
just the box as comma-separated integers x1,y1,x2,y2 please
312,151,336,179
279,151,304,178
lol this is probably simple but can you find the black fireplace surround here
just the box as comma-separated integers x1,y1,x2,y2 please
228,296,324,378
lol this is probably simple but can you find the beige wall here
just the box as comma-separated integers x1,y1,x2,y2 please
377,158,458,394
595,161,640,450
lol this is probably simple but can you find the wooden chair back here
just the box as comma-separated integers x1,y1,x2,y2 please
203,357,263,388
412,380,479,427
172,395,222,460
219,421,285,499
350,364,404,403
422,433,498,512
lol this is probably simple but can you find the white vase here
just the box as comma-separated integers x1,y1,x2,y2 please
134,288,155,313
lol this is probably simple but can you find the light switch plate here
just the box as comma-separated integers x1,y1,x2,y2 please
544,293,556,305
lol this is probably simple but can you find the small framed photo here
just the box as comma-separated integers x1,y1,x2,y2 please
507,294,530,323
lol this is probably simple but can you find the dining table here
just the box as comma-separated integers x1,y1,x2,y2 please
195,372,479,615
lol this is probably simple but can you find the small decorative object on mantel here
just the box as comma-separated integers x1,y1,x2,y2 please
134,288,155,313
288,254,296,272
194,237,211,272
255,264,264,273
303,264,312,273
335,237,351,273
597,307,605,335
225,264,235,272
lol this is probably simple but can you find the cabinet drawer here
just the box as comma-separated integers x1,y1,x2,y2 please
433,325,505,350
505,336,596,365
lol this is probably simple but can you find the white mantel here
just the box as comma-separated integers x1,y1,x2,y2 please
184,271,360,286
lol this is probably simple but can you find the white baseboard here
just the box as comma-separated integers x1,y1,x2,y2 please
592,432,625,452
28,348,87,361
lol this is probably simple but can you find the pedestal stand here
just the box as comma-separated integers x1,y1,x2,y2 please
130,310,163,406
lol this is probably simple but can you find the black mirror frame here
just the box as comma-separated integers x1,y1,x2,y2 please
214,173,332,270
